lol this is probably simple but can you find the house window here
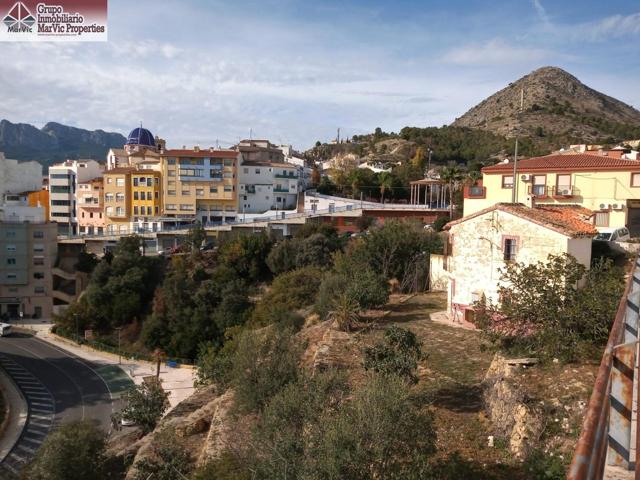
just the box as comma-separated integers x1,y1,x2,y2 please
6,245,16,252
134,206,139,215
503,237,518,261
632,173,640,187
595,211,609,227
6,258,16,265
34,272,44,279
556,174,572,195
34,286,45,294
167,157,176,165
502,175,514,189
105,193,114,202
116,178,125,187
224,185,232,192
133,191,139,200
133,178,139,187
532,175,546,196
33,231,44,239
244,168,249,174
209,186,218,193
255,169,260,174
33,244,44,252
116,193,125,202
33,256,44,266
116,207,124,216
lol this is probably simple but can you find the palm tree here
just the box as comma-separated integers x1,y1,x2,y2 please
328,295,360,332
378,172,393,204
467,170,482,186
439,161,464,219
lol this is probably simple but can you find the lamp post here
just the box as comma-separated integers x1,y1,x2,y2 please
19,310,23,329
116,327,122,365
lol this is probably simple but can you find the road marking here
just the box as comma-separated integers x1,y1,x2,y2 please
5,341,85,421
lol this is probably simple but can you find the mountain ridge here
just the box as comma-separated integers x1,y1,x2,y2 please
0,119,126,168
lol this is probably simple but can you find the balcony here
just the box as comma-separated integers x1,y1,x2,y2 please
274,187,291,193
552,185,577,198
274,173,298,179
527,185,550,198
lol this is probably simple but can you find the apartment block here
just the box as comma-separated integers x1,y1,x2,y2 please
0,202,57,320
0,152,42,199
463,153,640,235
77,177,105,235
103,167,134,234
239,161,299,213
131,169,162,222
48,159,103,235
160,148,239,224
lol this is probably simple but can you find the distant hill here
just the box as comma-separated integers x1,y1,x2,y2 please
0,119,126,168
452,66,640,146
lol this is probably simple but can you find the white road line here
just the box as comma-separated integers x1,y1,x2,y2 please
6,341,85,421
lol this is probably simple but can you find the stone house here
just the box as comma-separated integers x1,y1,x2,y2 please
443,203,596,323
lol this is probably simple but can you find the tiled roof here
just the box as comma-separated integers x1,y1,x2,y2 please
482,153,640,173
445,203,597,237
104,167,135,175
162,149,238,158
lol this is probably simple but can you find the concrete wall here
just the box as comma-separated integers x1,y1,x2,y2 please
429,254,449,291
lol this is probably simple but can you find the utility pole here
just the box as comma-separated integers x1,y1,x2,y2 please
511,88,524,203
337,127,340,144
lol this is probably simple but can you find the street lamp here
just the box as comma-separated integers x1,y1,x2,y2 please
115,327,122,365
19,310,23,329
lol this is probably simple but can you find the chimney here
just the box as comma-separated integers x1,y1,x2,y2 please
194,145,200,152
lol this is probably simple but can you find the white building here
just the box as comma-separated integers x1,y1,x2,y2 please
48,159,103,235
0,152,42,199
238,161,299,214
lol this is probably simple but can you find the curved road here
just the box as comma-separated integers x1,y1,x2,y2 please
0,332,115,476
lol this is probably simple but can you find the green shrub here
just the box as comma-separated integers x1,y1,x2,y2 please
231,327,300,413
364,326,424,383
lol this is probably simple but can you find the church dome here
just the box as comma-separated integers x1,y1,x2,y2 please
126,127,155,147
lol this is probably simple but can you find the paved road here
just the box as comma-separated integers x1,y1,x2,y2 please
0,332,115,476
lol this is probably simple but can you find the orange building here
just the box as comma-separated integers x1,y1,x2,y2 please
27,189,49,219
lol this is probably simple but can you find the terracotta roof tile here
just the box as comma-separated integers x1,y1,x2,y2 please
445,203,596,237
482,153,640,173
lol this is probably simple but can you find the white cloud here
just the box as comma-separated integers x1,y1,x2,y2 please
531,0,551,27
442,39,551,66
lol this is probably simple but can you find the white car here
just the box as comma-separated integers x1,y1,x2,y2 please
0,323,11,337
594,227,631,243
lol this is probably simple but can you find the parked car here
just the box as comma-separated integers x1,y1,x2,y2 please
594,227,631,243
0,323,12,337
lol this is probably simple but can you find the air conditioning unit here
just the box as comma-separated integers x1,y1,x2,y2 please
556,188,571,195
520,174,531,181
599,203,609,210
612,203,624,210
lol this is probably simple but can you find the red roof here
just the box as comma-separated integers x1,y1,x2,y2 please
162,149,238,158
445,203,597,238
482,154,640,173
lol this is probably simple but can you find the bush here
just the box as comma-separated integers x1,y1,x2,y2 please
252,267,324,326
24,421,109,480
432,216,450,232
132,428,191,480
116,380,169,433
195,326,243,388
364,326,424,383
231,327,300,413
475,254,624,361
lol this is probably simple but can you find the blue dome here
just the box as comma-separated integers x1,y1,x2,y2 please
126,127,155,147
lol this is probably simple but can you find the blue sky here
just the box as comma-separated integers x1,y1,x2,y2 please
1,0,639,150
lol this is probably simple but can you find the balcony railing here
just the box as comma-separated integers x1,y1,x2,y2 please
274,173,299,179
553,185,577,198
527,185,550,198
274,187,291,193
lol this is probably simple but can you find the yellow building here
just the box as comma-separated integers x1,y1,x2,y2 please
103,167,134,234
160,148,239,223
131,169,162,222
463,153,640,235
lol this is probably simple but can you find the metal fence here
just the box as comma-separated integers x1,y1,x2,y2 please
569,256,640,479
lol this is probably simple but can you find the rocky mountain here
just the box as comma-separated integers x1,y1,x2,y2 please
0,119,126,168
452,66,640,144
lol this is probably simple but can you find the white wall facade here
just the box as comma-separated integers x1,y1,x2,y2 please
238,162,299,214
0,152,42,199
49,159,103,234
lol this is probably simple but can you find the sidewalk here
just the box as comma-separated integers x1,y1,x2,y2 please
0,367,27,462
30,324,195,408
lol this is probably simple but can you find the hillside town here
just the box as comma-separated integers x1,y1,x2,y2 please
2,1,640,480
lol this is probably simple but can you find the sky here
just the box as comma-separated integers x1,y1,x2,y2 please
1,0,639,150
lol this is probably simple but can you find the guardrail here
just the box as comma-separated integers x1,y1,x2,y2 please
569,256,639,479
